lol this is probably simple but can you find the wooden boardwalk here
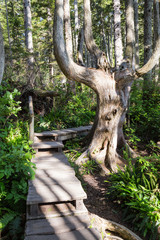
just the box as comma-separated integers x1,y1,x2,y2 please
25,126,102,240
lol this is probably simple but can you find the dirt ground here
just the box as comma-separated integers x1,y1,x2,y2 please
82,173,145,240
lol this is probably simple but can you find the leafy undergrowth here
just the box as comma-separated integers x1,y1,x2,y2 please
34,86,96,132
107,150,160,240
128,81,160,143
65,137,160,240
0,87,35,239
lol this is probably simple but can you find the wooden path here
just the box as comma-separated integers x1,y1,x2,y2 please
25,126,102,240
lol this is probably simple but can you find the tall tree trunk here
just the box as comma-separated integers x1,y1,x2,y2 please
77,26,84,66
143,0,153,88
5,0,12,65
133,0,139,69
125,0,135,62
47,7,54,84
109,15,113,66
0,23,5,85
153,0,160,82
118,0,135,152
101,13,110,65
24,0,35,86
74,0,79,54
113,0,123,67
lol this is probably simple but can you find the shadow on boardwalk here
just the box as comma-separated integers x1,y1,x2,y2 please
25,151,101,240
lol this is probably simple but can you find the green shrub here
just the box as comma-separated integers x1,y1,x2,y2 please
35,86,96,131
107,155,160,239
128,81,160,142
0,87,35,239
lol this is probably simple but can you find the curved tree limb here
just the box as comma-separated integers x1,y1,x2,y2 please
54,0,107,92
84,0,110,70
89,214,143,240
64,0,73,59
136,35,160,77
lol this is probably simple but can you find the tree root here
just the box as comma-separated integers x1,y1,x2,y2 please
75,148,128,175
89,213,143,240
124,142,138,158
75,149,89,165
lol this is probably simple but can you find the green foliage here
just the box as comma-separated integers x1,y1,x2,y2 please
0,87,35,239
65,138,98,176
124,127,141,149
81,160,98,175
35,86,96,131
128,81,160,142
107,154,160,239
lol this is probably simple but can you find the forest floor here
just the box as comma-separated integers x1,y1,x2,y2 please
82,173,144,240
77,145,149,240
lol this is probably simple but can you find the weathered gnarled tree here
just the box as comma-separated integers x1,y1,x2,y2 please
54,0,160,173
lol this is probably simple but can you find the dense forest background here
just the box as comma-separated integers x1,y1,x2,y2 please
0,0,160,239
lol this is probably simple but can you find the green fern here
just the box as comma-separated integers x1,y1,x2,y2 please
0,211,17,230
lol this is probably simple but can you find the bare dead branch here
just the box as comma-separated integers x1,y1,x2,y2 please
136,35,160,77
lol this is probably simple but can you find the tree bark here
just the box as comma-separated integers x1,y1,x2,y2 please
153,0,160,82
133,0,139,69
64,0,76,94
136,35,160,77
24,0,35,86
0,23,5,85
125,0,135,63
5,0,12,65
78,26,84,66
113,0,123,67
74,0,79,53
117,0,136,151
143,0,153,86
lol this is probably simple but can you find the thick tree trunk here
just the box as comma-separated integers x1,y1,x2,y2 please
76,68,134,173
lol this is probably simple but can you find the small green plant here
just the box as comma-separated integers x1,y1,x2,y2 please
107,155,160,240
124,127,141,149
81,160,98,175
0,87,35,239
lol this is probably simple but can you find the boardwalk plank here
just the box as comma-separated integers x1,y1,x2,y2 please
25,228,102,240
32,141,64,149
28,175,80,188
26,215,90,236
27,181,87,204
34,125,92,137
33,152,69,162
32,169,76,180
